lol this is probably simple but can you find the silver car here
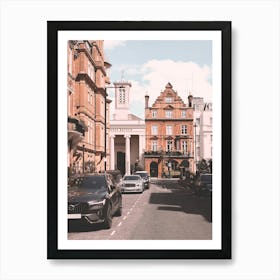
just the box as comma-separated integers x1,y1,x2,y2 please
121,175,144,193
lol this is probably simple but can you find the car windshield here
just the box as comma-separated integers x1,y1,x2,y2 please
124,176,140,181
200,175,212,183
70,176,107,191
136,172,148,178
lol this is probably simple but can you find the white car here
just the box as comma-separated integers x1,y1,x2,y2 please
121,175,144,193
134,171,150,189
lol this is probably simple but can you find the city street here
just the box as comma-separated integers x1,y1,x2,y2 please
68,179,212,240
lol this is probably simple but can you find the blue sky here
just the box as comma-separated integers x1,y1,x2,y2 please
104,40,212,119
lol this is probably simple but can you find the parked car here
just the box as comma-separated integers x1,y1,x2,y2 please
68,173,122,229
121,175,144,193
134,171,150,189
194,173,212,196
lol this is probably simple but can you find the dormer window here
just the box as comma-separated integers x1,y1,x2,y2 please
165,97,172,103
181,110,186,118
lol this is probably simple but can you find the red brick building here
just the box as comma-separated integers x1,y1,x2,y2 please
144,83,194,178
67,40,111,175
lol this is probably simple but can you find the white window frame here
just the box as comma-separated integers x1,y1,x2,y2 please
152,141,158,152
165,110,172,118
181,125,187,135
165,97,172,103
166,140,173,152
152,110,157,118
181,110,186,117
151,125,158,135
166,125,172,135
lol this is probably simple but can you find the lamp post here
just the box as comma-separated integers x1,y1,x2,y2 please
104,88,107,172
82,144,85,174
168,149,171,178
194,123,197,174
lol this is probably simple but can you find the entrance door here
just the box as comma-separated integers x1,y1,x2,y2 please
150,161,158,178
117,152,125,175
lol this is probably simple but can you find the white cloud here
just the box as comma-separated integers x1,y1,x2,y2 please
104,40,126,50
128,59,212,110
109,59,212,120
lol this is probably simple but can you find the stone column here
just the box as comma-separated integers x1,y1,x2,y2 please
125,135,131,175
110,135,115,170
139,135,143,159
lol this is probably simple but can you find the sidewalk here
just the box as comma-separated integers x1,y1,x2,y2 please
150,177,179,182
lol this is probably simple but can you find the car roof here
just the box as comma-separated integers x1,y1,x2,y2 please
135,171,148,173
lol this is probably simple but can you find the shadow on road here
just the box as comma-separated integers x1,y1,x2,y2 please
149,181,212,223
68,220,105,233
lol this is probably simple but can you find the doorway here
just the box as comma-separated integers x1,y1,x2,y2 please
117,152,125,175
150,161,158,178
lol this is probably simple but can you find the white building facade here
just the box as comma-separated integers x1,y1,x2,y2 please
193,97,213,164
109,81,145,175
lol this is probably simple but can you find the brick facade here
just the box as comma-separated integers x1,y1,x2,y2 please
144,83,195,178
67,40,111,175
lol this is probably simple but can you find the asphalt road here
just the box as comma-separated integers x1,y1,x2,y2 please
68,179,212,240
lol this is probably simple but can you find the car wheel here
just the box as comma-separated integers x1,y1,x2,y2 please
115,198,122,217
103,204,113,229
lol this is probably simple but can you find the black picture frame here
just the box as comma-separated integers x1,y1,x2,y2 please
47,21,231,259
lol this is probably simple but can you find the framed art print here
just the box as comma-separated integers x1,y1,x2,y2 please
47,21,231,259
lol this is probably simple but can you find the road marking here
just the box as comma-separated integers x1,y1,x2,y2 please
130,208,133,211
127,211,130,215
118,222,122,227
123,216,127,220
110,230,116,236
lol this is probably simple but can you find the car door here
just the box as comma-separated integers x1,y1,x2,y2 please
107,176,119,213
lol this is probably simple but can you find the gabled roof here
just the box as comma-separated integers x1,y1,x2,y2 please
163,105,174,110
165,82,173,89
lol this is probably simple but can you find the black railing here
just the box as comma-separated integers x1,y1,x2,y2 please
144,150,193,157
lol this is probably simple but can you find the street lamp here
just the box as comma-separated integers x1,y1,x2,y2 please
194,123,197,174
82,144,85,174
104,157,107,173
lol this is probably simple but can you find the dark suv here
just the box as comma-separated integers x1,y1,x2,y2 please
194,173,212,196
68,173,122,229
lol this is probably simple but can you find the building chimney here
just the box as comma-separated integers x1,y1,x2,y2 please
188,94,193,107
145,94,149,108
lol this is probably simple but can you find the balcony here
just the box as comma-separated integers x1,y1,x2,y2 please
144,150,193,158
68,117,86,149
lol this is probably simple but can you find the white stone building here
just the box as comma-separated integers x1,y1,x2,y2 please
193,97,213,165
109,80,145,175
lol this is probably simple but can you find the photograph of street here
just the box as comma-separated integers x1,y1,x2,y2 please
67,40,213,240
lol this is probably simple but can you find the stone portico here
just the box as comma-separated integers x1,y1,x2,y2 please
109,80,145,175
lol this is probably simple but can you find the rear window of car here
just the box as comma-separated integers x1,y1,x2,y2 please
135,172,148,178
72,176,107,191
124,176,141,180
